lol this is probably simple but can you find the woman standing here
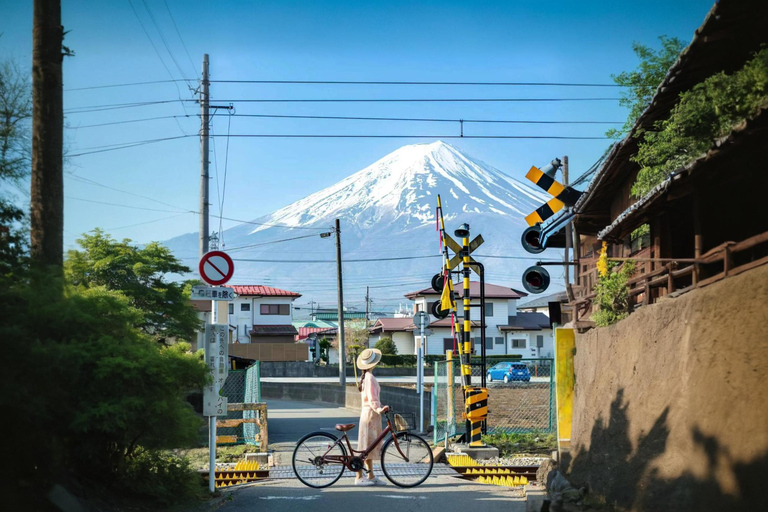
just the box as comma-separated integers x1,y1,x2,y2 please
355,348,389,486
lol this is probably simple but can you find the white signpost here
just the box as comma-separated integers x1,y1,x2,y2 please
192,285,237,301
200,250,235,493
203,323,229,417
414,311,430,433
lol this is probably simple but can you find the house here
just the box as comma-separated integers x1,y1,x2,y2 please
368,281,554,358
517,291,571,322
225,285,302,343
537,3,768,326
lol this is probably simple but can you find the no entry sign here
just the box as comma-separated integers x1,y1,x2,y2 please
199,251,235,286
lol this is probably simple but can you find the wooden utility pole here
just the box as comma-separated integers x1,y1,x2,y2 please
365,286,370,326
30,0,64,268
563,156,573,301
335,218,346,387
199,54,210,258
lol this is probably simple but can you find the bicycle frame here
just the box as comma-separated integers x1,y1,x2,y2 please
317,413,410,472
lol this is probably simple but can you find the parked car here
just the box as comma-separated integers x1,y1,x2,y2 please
487,362,531,383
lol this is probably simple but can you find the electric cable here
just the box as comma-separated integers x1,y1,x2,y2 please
209,80,624,87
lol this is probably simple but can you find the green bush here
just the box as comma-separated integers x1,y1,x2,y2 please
482,431,557,457
379,354,417,366
632,48,768,197
592,261,636,326
0,275,208,498
121,449,206,505
374,337,398,355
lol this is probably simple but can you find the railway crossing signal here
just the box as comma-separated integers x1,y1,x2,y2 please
524,159,582,226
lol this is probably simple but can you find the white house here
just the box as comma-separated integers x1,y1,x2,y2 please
369,281,554,358
225,285,302,343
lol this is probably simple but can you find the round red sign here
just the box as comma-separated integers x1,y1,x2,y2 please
199,251,235,286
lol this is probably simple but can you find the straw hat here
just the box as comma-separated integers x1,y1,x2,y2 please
356,348,382,370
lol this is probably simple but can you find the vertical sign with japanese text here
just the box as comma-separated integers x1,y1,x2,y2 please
203,323,229,416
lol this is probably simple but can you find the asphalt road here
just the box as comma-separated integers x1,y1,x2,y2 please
215,475,528,512
267,399,361,444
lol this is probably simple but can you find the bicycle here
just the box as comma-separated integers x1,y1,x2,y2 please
292,410,434,488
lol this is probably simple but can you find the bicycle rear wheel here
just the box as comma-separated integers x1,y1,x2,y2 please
292,432,347,488
380,432,433,487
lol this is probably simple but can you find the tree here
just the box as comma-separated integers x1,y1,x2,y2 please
0,59,32,182
0,59,32,275
374,337,398,355
607,36,686,139
65,230,201,343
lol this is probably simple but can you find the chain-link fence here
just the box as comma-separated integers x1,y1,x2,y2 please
433,358,554,444
207,362,263,446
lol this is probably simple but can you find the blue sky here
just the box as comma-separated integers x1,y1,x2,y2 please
2,0,714,252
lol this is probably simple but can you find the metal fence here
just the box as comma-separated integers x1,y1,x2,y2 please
433,358,555,444
213,362,262,446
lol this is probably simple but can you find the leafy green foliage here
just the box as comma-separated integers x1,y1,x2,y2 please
379,354,417,366
632,49,768,197
374,336,398,355
592,261,636,326
0,274,208,499
121,449,207,505
66,230,201,343
481,431,557,457
607,36,685,139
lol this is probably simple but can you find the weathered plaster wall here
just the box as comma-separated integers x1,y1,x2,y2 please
566,264,768,511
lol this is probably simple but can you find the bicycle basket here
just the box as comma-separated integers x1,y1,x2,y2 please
394,413,410,432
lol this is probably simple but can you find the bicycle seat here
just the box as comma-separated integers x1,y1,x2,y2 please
335,423,355,432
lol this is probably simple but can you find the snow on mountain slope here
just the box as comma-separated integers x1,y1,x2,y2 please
164,141,559,309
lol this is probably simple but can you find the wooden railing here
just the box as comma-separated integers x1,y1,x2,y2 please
570,230,768,327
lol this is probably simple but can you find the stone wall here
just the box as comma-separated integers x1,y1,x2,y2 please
258,361,434,378
260,382,432,432
565,264,768,512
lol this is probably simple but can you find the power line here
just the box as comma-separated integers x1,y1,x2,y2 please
220,113,623,125
209,134,609,140
219,114,233,245
141,0,191,81
64,79,190,91
107,212,190,231
226,232,328,252
161,0,198,78
213,97,621,103
65,174,193,211
210,80,624,87
66,114,195,129
64,99,186,114
66,196,192,213
67,135,192,157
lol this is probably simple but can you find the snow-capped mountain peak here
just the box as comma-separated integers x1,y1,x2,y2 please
249,140,548,234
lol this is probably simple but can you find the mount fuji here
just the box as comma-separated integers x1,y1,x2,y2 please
164,141,558,311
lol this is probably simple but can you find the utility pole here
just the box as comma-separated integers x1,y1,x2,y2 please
563,156,573,300
365,286,370,327
335,218,346,387
30,0,64,269
199,54,210,258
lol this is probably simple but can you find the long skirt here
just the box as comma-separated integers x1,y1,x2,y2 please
357,405,383,460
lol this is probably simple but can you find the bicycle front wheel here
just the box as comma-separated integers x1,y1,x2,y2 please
380,432,433,487
292,432,347,488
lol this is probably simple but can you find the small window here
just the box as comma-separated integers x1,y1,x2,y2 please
484,303,494,317
240,303,250,312
228,304,234,315
260,304,291,315
536,335,544,348
511,339,526,349
495,337,504,345
485,337,493,350
443,338,455,354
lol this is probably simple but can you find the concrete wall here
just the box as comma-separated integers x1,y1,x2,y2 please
259,361,433,378
261,382,432,431
565,264,768,512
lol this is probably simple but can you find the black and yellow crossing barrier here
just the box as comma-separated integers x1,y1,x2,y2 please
202,460,268,488
524,164,582,226
465,387,488,447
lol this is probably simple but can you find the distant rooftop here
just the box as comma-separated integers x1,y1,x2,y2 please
226,285,301,298
517,291,568,310
405,281,526,300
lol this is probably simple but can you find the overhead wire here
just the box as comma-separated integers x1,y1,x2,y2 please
161,0,198,78
64,79,190,91
217,112,623,125
219,113,233,246
209,80,624,87
212,97,621,103
107,212,191,231
140,0,191,82
66,196,193,213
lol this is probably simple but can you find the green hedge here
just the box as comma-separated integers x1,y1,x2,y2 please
379,354,417,367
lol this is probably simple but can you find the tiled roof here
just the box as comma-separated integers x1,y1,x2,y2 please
370,318,416,333
226,285,301,297
250,324,299,336
518,291,568,310
498,312,550,331
295,327,331,341
405,281,527,300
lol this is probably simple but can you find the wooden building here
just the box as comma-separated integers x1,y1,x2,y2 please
543,0,768,325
